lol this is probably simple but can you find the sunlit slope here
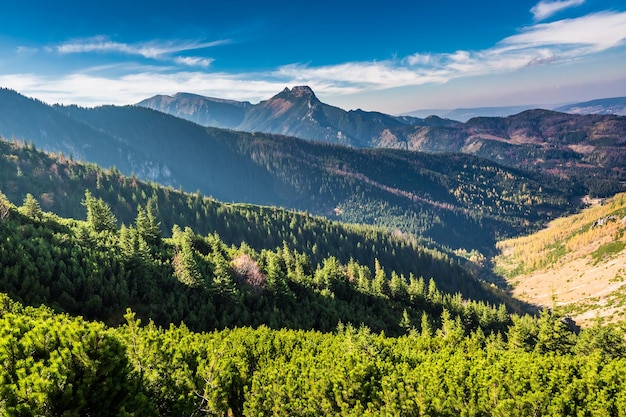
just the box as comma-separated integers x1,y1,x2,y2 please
494,193,626,325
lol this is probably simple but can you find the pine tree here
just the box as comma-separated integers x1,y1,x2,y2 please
372,259,389,297
83,190,117,233
399,309,414,333
265,251,291,297
19,193,42,219
136,204,161,245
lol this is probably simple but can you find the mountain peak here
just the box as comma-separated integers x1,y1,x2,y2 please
277,86,319,101
290,85,315,96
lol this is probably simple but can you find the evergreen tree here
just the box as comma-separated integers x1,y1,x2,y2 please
136,204,161,245
535,310,576,354
83,189,117,233
372,259,389,297
19,193,42,219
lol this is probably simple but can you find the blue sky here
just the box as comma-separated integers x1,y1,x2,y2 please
1,0,625,113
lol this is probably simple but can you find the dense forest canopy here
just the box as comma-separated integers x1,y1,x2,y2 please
0,137,520,300
0,186,514,333
1,294,625,416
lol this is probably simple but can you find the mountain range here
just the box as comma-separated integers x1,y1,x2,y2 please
139,87,626,126
1,86,625,255
404,97,626,121
138,87,626,196
0,87,578,255
402,105,540,122
137,86,460,148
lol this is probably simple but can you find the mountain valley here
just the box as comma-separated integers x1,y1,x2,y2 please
2,86,626,416
0,88,578,256
495,192,626,326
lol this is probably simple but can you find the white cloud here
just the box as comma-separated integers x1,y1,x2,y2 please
531,0,585,21
4,11,626,110
278,11,626,93
275,62,447,88
404,53,436,66
503,12,626,51
174,57,214,68
0,71,292,106
56,36,228,59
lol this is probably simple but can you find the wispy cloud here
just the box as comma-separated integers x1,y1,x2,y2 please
53,36,223,70
4,11,626,109
174,56,214,68
503,11,626,51
15,46,38,56
531,0,585,21
56,36,227,59
278,11,626,92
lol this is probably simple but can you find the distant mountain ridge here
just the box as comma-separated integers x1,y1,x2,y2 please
138,86,460,147
554,97,626,116
137,87,626,195
405,97,626,121
404,105,538,122
136,92,252,129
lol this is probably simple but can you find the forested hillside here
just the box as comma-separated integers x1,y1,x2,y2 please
394,109,626,197
56,102,573,253
0,184,513,333
0,138,513,302
0,96,575,255
2,293,625,416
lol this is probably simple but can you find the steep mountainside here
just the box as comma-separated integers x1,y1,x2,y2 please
0,88,131,169
0,191,513,334
494,193,626,325
138,86,459,147
136,92,252,128
0,89,575,254
237,86,408,146
136,87,626,194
